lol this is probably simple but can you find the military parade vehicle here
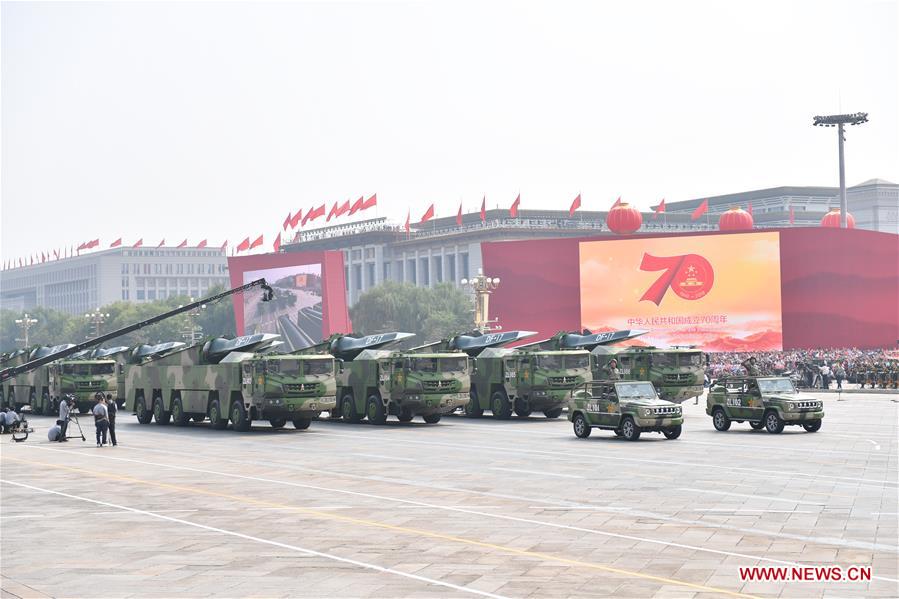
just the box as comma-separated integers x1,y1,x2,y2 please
590,345,705,403
327,332,470,424
706,375,824,433
465,329,644,420
124,334,337,431
3,344,83,415
568,380,684,441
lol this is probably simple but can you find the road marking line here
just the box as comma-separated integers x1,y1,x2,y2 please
488,467,584,479
350,452,416,462
677,488,826,506
15,444,899,583
0,478,508,599
692,509,816,514
1,455,760,598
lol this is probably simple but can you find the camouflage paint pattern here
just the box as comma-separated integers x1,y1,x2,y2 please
706,376,824,431
124,342,337,429
568,380,683,437
591,347,705,403
468,348,592,418
2,347,111,415
336,349,470,423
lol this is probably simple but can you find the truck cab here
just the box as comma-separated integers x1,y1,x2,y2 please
240,354,337,427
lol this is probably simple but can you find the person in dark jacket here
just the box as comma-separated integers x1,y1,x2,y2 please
105,393,117,446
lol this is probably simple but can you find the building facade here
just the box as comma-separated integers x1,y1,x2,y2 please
285,180,898,307
0,247,229,315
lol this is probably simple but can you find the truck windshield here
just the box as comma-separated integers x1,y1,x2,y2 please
757,378,797,394
304,360,334,376
536,355,563,369
439,357,467,372
565,354,589,369
653,354,678,367
62,363,114,375
615,382,657,399
682,353,702,366
409,358,439,373
92,363,114,375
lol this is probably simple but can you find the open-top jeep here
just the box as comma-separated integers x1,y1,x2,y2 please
568,380,683,441
707,376,824,434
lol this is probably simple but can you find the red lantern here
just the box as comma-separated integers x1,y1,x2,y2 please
717,206,754,231
820,208,855,228
606,203,642,234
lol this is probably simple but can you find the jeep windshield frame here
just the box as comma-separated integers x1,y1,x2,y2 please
757,377,797,394
614,381,658,400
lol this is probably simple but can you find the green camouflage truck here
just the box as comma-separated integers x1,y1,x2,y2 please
568,380,684,441
328,332,470,424
2,349,31,408
707,375,824,434
466,330,643,420
591,345,705,403
4,345,78,414
125,334,337,431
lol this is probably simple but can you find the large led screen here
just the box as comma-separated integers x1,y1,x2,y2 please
579,232,783,351
228,250,350,350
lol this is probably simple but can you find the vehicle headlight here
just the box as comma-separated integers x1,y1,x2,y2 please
641,408,651,417
787,403,794,411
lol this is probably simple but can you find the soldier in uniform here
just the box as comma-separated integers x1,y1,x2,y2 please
606,359,620,380
741,356,761,376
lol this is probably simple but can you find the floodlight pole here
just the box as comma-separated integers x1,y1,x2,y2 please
812,112,868,229
837,123,847,228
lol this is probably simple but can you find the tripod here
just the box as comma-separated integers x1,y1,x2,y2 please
64,413,87,442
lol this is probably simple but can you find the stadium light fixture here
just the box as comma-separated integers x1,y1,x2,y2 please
813,112,869,228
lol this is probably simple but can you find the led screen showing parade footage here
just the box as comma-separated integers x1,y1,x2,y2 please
579,232,784,351
227,251,350,351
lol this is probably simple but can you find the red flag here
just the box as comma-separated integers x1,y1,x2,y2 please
747,202,753,215
110,238,122,248
77,242,86,251
420,204,435,223
91,239,100,248
177,239,188,248
480,196,486,222
133,239,143,248
611,196,622,209
652,199,666,219
30,256,34,265
404,209,410,233
691,199,709,221
273,232,281,252
456,202,463,226
326,201,339,221
336,199,351,217
361,194,377,210
157,239,165,248
307,204,326,222
53,249,59,260
283,212,292,229
509,194,521,218
19,258,23,267
197,239,208,248
41,252,46,263
569,194,581,217
349,196,364,215
236,237,250,252
789,206,795,225
289,209,302,228
219,240,228,250
249,235,263,249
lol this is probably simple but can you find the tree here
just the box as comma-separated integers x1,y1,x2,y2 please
349,282,473,345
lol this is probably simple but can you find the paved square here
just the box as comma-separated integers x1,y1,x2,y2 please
2,392,897,598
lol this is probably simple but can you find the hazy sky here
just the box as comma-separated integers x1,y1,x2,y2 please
2,0,896,260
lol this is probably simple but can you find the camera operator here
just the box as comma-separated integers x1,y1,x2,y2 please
105,393,117,446
58,395,73,442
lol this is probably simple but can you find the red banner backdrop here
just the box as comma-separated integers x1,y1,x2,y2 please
483,228,898,350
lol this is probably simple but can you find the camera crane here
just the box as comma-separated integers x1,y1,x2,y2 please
0,279,274,383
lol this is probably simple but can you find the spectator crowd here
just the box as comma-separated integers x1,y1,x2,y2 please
707,348,899,389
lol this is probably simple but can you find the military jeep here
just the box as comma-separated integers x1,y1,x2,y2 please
706,376,823,434
568,380,683,441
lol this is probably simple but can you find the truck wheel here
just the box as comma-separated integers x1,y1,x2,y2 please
802,419,822,433
341,394,361,423
30,391,42,415
573,413,591,438
423,414,441,424
171,398,190,426
292,417,311,430
764,410,785,434
620,416,641,441
230,401,251,432
749,421,764,430
663,425,682,440
366,395,387,425
135,396,153,424
464,389,483,418
543,407,563,419
712,408,731,431
153,397,171,425
269,418,287,429
397,408,414,423
209,400,228,430
514,399,532,418
491,391,512,420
